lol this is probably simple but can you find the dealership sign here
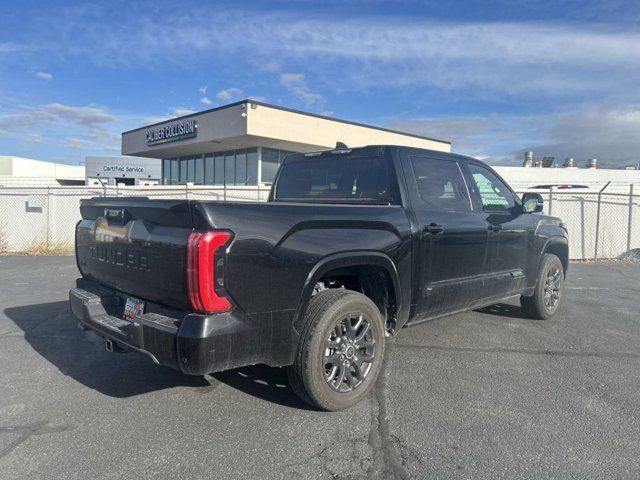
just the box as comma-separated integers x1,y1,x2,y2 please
146,119,197,145
103,165,145,173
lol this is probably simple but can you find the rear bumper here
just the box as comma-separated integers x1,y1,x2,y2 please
69,280,268,375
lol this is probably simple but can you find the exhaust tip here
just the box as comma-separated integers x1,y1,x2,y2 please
105,339,114,352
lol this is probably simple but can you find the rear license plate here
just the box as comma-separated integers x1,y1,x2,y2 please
123,297,145,322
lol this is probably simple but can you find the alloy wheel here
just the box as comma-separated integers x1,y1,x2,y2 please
323,313,376,393
543,266,561,309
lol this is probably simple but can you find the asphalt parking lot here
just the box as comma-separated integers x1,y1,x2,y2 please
1,256,639,479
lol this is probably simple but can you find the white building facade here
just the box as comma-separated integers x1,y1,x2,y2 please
0,156,85,186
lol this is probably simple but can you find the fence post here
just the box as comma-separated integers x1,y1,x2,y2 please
46,187,51,250
627,184,634,253
224,184,227,202
593,181,611,261
548,186,554,216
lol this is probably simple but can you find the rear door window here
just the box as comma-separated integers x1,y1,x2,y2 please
411,157,472,211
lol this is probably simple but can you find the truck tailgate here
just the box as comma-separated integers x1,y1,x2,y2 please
75,197,194,310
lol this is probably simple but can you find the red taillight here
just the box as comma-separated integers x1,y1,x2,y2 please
187,231,233,313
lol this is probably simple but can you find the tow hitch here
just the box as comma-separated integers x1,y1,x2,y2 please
105,339,126,353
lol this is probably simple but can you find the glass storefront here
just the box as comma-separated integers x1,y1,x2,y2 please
261,148,295,184
161,147,295,185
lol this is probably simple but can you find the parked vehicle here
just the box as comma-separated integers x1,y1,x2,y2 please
70,145,568,410
530,184,588,190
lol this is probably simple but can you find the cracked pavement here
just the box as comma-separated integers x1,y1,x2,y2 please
1,256,639,479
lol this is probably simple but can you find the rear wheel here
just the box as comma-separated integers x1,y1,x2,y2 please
288,289,385,411
521,253,564,319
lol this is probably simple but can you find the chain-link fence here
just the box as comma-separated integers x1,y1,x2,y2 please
0,185,270,254
0,183,637,259
513,184,639,260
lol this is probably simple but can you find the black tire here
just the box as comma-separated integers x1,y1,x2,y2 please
520,253,564,320
287,288,386,411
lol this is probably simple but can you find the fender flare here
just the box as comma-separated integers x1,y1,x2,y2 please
292,251,403,334
538,235,569,276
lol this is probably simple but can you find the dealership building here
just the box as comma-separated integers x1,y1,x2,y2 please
121,100,451,186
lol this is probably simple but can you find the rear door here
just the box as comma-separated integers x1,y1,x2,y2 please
402,154,489,318
462,162,529,297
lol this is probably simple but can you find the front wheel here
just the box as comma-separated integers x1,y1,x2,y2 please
521,253,564,320
287,289,386,411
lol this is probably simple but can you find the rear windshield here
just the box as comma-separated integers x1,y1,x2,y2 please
273,155,393,204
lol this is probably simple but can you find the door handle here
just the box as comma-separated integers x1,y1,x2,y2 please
487,223,503,232
423,223,445,235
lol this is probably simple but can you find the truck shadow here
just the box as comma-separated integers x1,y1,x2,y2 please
475,302,534,319
212,366,313,410
4,301,309,408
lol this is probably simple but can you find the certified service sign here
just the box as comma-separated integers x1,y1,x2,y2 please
146,119,197,145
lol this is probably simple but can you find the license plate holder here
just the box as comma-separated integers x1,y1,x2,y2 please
123,296,145,322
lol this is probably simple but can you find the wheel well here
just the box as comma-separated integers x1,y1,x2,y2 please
545,242,569,275
316,265,398,333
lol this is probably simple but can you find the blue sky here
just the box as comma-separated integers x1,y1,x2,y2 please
1,0,639,166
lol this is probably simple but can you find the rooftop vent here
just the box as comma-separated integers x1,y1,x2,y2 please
523,151,534,167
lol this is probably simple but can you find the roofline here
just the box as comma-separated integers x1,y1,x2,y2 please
122,99,451,146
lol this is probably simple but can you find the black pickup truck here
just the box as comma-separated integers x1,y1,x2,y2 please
70,145,568,410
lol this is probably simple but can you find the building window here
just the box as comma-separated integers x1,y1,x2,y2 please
195,155,204,184
162,159,171,185
247,148,258,185
214,153,224,185
262,147,280,184
261,148,295,184
179,157,188,183
235,149,246,185
170,158,179,185
204,154,214,184
163,147,294,186
186,157,194,183
224,151,235,185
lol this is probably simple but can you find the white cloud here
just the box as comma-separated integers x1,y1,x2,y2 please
0,102,120,153
15,10,640,100
280,73,324,106
216,88,244,101
171,107,196,117
200,96,213,106
22,132,44,145
64,136,93,149
248,95,268,103
261,60,281,73
198,85,208,94
35,71,52,80
0,103,115,131
142,107,197,125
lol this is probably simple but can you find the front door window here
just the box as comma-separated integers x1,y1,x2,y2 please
466,164,516,212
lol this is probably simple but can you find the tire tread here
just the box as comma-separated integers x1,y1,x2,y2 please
287,288,384,410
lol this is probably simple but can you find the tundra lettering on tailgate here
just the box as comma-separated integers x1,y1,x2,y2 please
90,245,150,271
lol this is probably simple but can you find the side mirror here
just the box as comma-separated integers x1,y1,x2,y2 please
521,192,544,213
